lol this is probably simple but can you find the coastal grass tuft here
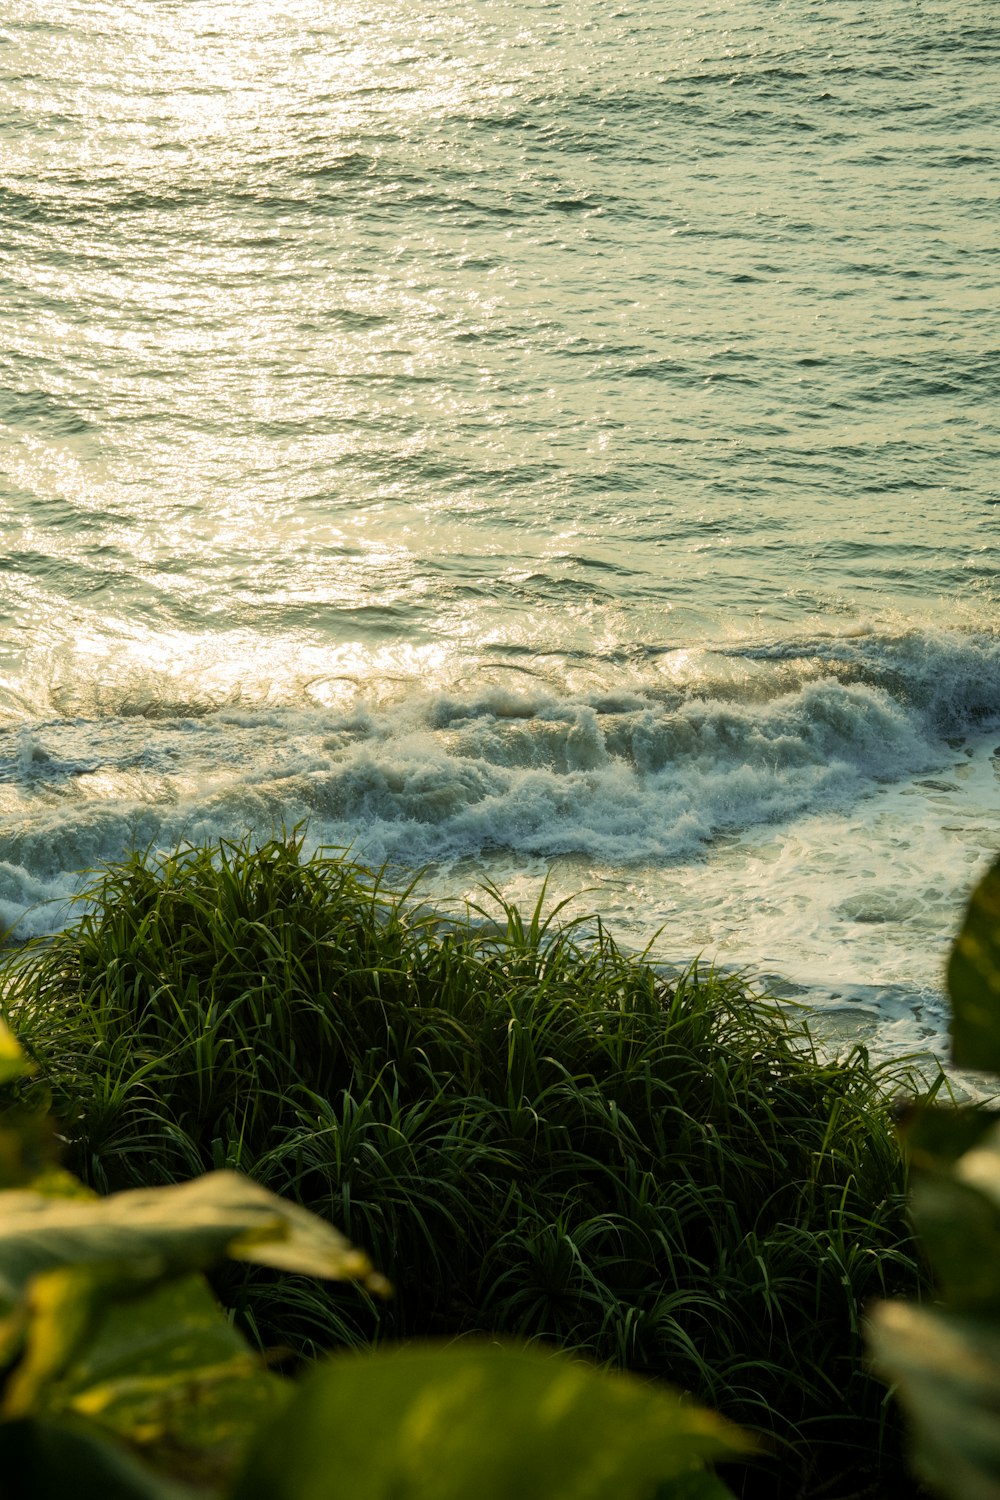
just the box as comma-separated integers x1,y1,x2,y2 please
1,834,930,1499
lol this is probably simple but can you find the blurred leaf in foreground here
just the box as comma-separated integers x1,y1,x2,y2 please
0,1168,382,1489
655,1472,741,1500
232,1342,750,1500
0,1017,32,1087
867,853,1000,1499
868,1300,1000,1500
0,1416,197,1500
0,1169,388,1313
948,856,1000,1071
897,1103,1000,1171
2,1263,287,1486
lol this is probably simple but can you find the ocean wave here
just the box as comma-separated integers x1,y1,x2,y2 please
1,628,997,934
719,627,1000,731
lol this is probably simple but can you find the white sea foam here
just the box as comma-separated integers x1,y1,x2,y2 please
2,633,997,1019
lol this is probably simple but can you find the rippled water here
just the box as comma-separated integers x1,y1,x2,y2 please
2,0,998,1070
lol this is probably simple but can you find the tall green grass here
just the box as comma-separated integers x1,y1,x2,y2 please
1,834,930,1499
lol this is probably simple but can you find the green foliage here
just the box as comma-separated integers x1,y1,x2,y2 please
0,1417,195,1499
947,857,1000,1071
0,1170,384,1311
0,1068,748,1500
1,836,927,1496
0,1021,382,1493
0,1016,33,1086
868,856,1000,1499
230,1342,748,1500
5,1266,286,1487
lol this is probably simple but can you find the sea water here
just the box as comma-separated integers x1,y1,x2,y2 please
1,1,998,1075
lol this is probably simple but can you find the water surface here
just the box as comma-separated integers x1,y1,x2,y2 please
2,0,998,1070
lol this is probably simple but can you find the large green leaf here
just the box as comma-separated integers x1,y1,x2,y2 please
897,1104,1000,1171
0,1417,196,1500
655,1473,739,1500
0,1115,63,1195
0,1169,387,1312
865,859,1000,1496
868,1300,1000,1500
0,1170,377,1483
900,1120,1000,1314
952,1119,1000,1210
0,1016,33,1086
910,1171,1000,1313
2,1265,287,1488
231,1342,752,1500
948,857,1000,1071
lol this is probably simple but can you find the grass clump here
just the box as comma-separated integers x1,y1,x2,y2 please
1,834,928,1499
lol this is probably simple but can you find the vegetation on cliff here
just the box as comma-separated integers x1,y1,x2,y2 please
2,835,932,1497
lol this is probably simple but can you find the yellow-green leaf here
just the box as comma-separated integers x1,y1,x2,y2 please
64,1272,286,1488
4,1262,288,1489
656,1473,740,1500
3,1261,98,1417
0,1416,196,1500
0,1016,33,1086
232,1342,752,1500
0,1169,386,1313
869,1300,1000,1500
948,858,1000,1071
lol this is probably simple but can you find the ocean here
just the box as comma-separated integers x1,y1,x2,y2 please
2,0,998,1076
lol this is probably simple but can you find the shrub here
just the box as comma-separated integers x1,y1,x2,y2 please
0,1018,742,1500
2,835,929,1498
